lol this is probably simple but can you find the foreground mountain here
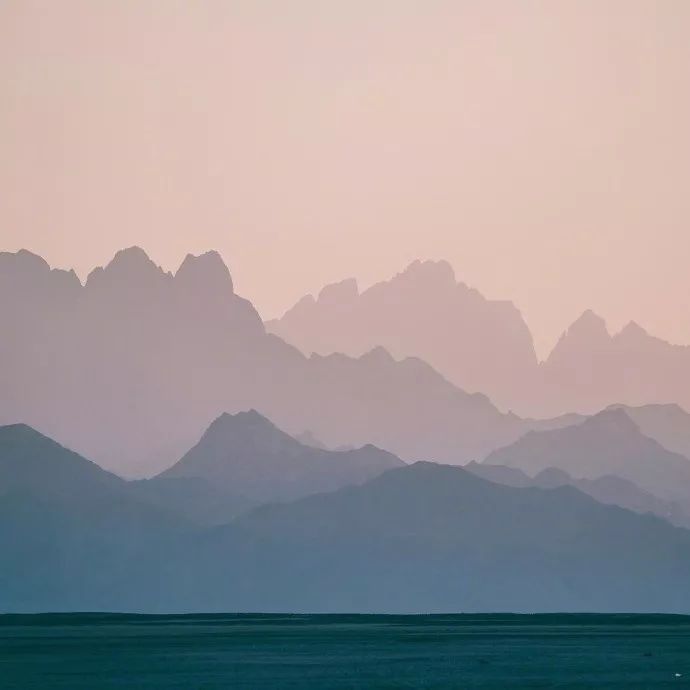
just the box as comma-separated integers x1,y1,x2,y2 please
3,425,690,613
0,424,190,612
129,476,252,527
0,248,530,475
485,408,690,504
170,462,690,613
267,260,539,411
158,410,405,503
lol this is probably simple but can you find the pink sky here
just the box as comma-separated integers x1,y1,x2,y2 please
2,0,690,357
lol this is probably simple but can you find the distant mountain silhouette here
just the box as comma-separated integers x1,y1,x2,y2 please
539,312,690,415
485,408,690,505
158,410,405,502
0,249,532,475
294,430,329,450
268,264,690,417
532,468,690,528
134,411,403,524
6,248,690,477
605,403,690,460
465,461,690,529
521,403,690,464
463,461,534,488
172,462,690,613
267,259,538,411
532,403,690,461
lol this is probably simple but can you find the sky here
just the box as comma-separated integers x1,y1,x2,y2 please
2,0,690,358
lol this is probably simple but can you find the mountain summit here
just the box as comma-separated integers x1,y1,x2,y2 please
486,408,690,503
267,259,538,410
175,250,235,295
159,410,405,502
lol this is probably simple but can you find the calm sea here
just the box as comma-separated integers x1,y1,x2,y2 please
1,613,689,688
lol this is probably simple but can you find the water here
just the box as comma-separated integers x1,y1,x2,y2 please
1,613,689,688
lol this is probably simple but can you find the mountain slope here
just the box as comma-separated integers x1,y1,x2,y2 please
0,423,123,503
269,266,690,418
465,461,690,528
0,248,529,476
267,259,538,411
606,403,690,459
159,410,405,502
485,408,690,503
0,424,192,612
7,248,690,476
169,462,690,613
540,313,690,416
4,425,690,613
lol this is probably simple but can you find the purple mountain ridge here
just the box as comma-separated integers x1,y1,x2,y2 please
5,248,690,478
0,248,532,476
269,263,690,417
159,409,404,502
484,408,690,505
267,259,539,412
539,310,690,415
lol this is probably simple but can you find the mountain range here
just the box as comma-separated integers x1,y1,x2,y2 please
485,408,690,507
266,260,539,412
5,245,690,615
465,462,690,529
5,248,690,484
4,419,690,613
6,247,690,481
0,248,531,476
130,410,403,526
268,261,690,416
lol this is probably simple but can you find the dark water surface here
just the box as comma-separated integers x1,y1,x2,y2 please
1,613,689,688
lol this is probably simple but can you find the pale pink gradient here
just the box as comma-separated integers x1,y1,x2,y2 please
1,0,690,357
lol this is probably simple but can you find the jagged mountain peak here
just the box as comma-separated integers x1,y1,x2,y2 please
617,320,648,338
159,410,404,502
210,408,277,430
107,246,158,270
396,258,456,287
0,250,82,291
198,410,289,448
360,345,395,365
0,248,50,273
317,277,359,304
86,246,167,287
568,309,610,338
581,407,640,435
267,257,538,412
545,310,612,367
175,250,234,293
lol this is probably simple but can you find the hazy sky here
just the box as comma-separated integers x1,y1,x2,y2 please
2,0,689,357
